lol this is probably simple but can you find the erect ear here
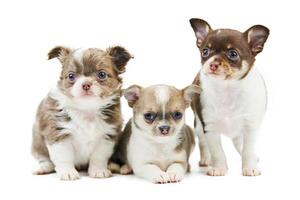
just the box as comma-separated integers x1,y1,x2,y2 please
182,84,201,105
243,25,269,56
48,46,72,63
107,46,133,74
124,85,142,108
190,18,212,48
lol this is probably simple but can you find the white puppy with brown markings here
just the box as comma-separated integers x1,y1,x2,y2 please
31,45,132,180
111,84,198,183
189,18,269,176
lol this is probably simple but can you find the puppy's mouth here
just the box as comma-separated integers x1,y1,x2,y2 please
80,90,95,97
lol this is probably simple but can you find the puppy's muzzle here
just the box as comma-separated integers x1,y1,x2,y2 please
158,125,170,135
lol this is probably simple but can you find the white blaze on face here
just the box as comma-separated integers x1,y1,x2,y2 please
72,48,85,65
154,85,170,120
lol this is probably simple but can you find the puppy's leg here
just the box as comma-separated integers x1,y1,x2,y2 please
232,135,243,155
205,132,228,176
195,116,211,167
88,139,114,178
242,130,261,176
32,159,55,175
47,139,80,181
166,162,187,183
134,164,171,184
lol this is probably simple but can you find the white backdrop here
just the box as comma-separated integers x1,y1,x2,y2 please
0,0,299,199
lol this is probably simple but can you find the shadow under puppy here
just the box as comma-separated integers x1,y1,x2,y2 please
111,84,199,183
189,18,269,176
31,45,132,180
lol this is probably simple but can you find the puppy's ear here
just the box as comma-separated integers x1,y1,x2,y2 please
48,46,72,63
243,25,269,56
124,85,142,108
182,84,201,105
190,18,212,48
107,46,133,74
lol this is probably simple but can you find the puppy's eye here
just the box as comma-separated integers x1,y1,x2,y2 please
97,71,107,80
171,111,183,120
201,47,210,58
227,49,239,61
144,112,157,123
67,72,76,82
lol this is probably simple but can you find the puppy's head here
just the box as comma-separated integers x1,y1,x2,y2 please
190,18,269,80
48,46,132,106
124,84,200,138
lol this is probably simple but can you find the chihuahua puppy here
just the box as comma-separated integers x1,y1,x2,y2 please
111,84,198,183
31,45,132,180
189,18,269,176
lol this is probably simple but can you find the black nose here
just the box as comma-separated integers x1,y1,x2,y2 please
158,125,170,135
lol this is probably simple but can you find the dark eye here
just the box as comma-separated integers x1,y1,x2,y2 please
172,111,183,120
144,112,157,123
201,47,210,58
67,72,76,82
227,49,239,61
97,71,107,80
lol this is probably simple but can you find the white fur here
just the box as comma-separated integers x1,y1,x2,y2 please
154,85,170,119
127,121,187,183
72,48,85,65
47,87,117,180
197,66,266,176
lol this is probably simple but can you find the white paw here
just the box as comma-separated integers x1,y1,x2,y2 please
152,172,172,184
32,161,55,175
242,168,261,176
120,164,133,175
167,172,183,183
59,168,80,181
89,169,112,178
199,158,210,167
207,167,227,176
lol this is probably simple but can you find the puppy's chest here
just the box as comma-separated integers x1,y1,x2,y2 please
129,133,184,169
61,109,115,163
201,85,245,137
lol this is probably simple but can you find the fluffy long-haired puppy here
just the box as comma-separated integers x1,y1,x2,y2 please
189,18,269,176
31,46,132,180
111,84,198,183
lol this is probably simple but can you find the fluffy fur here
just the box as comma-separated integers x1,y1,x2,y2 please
31,45,132,180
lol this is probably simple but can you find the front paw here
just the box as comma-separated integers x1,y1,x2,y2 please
207,167,227,176
58,168,80,181
89,168,112,178
242,168,261,176
167,172,183,183
152,172,171,184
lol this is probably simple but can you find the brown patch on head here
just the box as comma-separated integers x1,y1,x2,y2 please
190,18,269,80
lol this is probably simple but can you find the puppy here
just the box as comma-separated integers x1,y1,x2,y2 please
111,84,198,183
31,45,132,180
189,18,269,176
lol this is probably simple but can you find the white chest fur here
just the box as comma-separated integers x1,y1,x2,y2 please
49,88,116,166
127,124,186,171
200,68,267,138
61,109,115,166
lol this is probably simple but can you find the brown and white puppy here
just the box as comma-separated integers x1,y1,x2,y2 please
31,46,132,180
189,18,269,176
111,84,198,183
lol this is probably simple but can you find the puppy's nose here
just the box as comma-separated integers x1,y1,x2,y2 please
82,81,92,91
209,63,219,72
158,125,170,135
